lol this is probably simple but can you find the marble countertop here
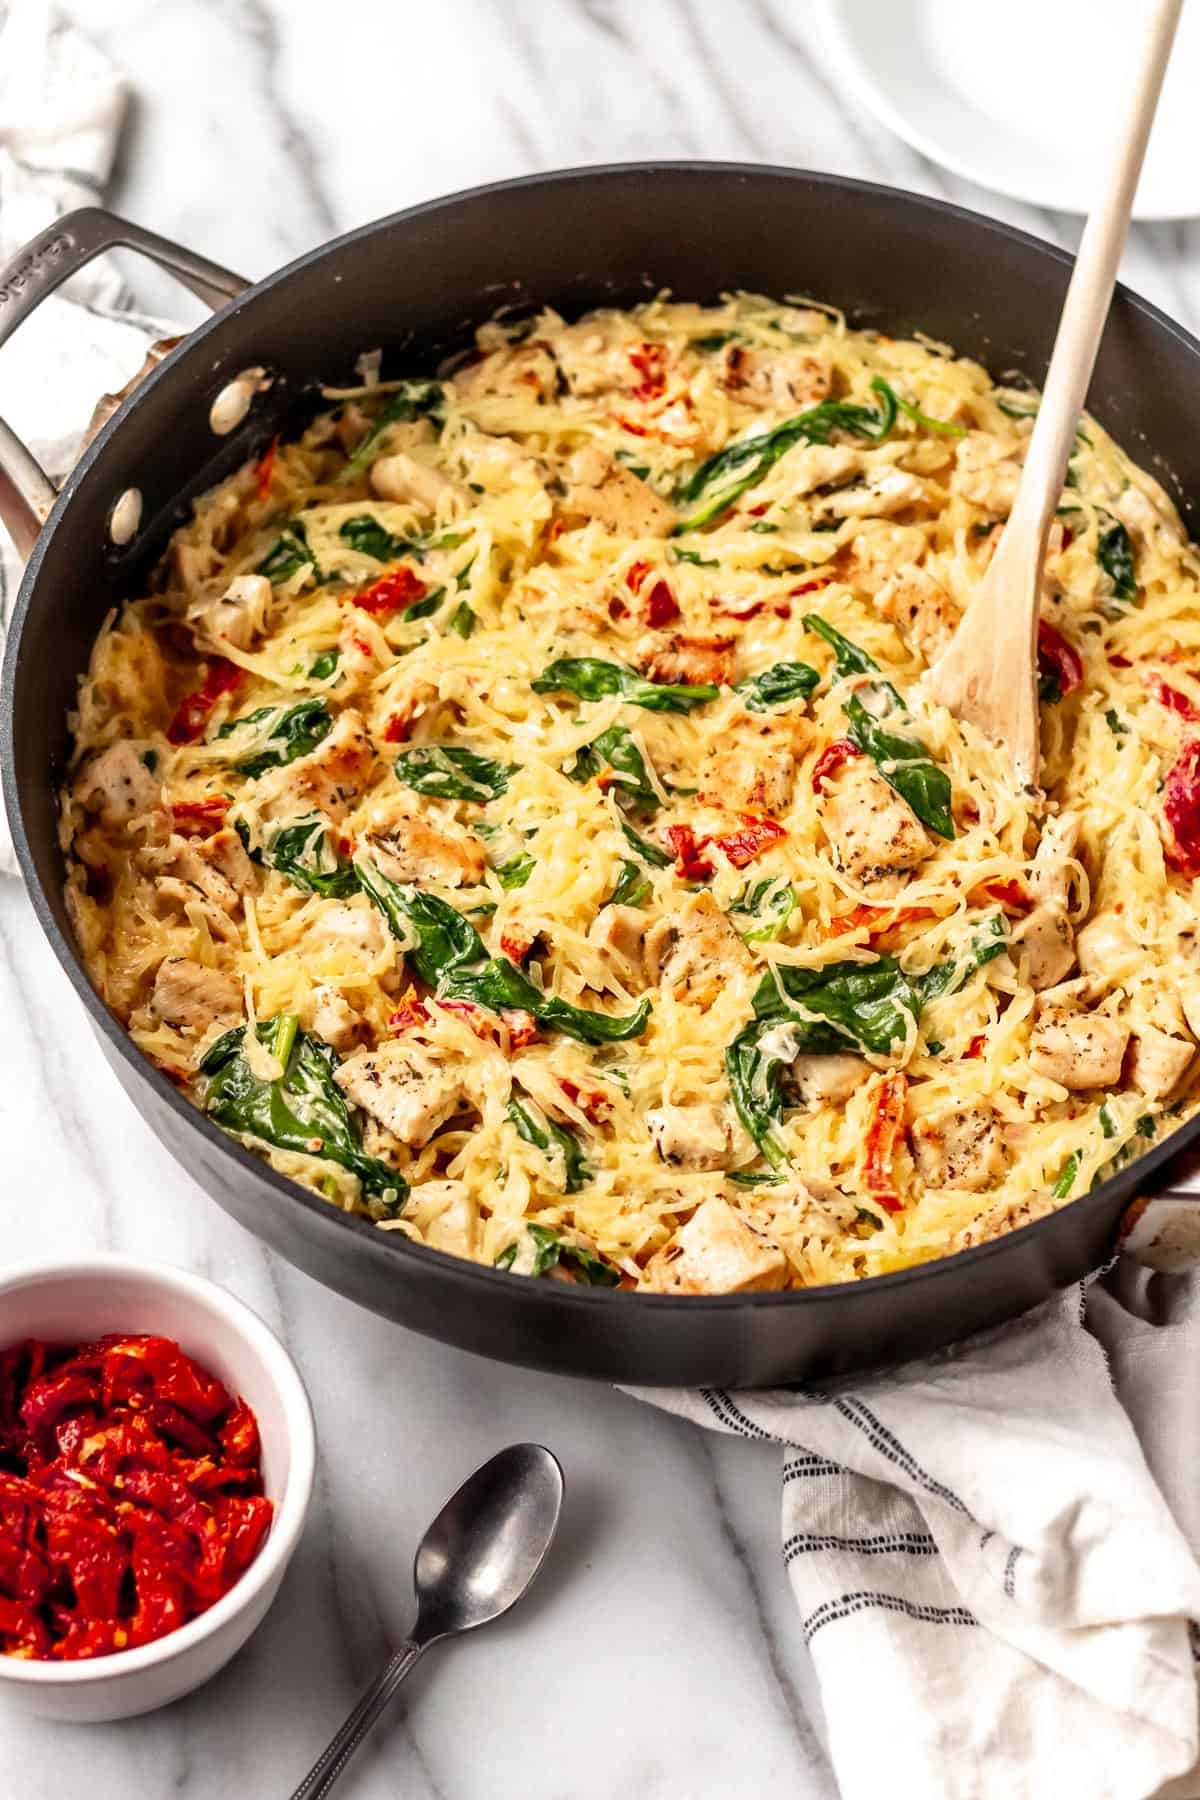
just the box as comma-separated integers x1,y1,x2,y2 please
5,3,1200,1794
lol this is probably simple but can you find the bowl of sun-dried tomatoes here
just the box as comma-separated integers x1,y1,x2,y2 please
0,1255,315,1720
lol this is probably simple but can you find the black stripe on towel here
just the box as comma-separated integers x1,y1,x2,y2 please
834,1399,971,1517
803,1590,977,1644
700,1389,774,1441
782,1453,842,1482
784,1531,939,1564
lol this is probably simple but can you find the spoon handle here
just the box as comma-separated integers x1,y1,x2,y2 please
288,1638,427,1800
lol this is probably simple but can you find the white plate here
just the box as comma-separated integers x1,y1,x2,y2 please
817,0,1200,220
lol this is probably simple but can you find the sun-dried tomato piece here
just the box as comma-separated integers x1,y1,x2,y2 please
665,823,714,882
217,1398,261,1470
711,815,786,869
1163,739,1200,876
1150,676,1200,722
171,796,229,837
811,739,863,791
167,658,242,746
350,565,426,616
861,1073,908,1213
1037,620,1083,701
559,1079,612,1122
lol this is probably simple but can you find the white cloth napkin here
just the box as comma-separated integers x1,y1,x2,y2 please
7,11,1200,1799
629,1260,1200,1800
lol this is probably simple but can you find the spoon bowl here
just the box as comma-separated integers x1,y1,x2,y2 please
414,1443,564,1642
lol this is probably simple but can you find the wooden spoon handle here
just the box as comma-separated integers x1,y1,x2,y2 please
1015,0,1184,544
927,0,1183,789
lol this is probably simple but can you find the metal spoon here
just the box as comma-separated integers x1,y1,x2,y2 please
289,1443,564,1799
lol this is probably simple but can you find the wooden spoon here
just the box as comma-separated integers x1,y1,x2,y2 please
926,0,1184,790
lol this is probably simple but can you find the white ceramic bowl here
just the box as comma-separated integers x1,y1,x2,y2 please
0,1256,315,1722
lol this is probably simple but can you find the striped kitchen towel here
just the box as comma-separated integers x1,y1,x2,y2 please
629,1259,1200,1800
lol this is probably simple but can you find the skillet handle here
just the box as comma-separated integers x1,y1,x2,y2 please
0,206,248,557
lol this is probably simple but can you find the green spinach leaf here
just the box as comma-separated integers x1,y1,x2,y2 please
734,661,820,713
533,656,718,713
200,1016,403,1206
216,698,332,777
339,381,445,481
729,876,797,943
608,860,652,907
449,600,476,638
506,1100,590,1193
356,861,651,1046
494,851,535,890
842,692,955,840
674,377,898,531
494,1222,618,1285
393,744,515,802
256,521,321,585
308,649,340,680
259,812,359,897
620,820,672,867
805,614,954,839
338,514,408,562
570,726,659,810
1097,521,1137,604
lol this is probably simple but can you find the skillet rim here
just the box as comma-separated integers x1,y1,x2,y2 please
6,157,1200,1327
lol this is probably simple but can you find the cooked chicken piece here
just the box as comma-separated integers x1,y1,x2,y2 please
787,1053,872,1108
951,432,1023,513
1181,985,1200,1044
151,838,242,917
698,729,795,814
196,573,272,650
1029,983,1129,1089
335,1041,467,1147
150,958,241,1035
814,465,926,521
718,343,833,411
645,892,753,1006
74,742,161,829
646,1104,732,1171
588,904,650,990
911,1104,1005,1193
564,447,676,537
842,524,929,596
635,631,735,687
308,984,359,1052
369,451,461,512
820,761,933,887
1076,912,1140,983
1011,903,1075,992
1127,1025,1194,1100
254,709,376,822
779,444,863,497
644,1197,788,1294
551,317,633,397
877,567,959,664
306,900,389,959
361,813,484,888
404,1178,480,1257
201,827,257,894
1028,811,1080,908
454,342,559,403
952,1191,1056,1252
